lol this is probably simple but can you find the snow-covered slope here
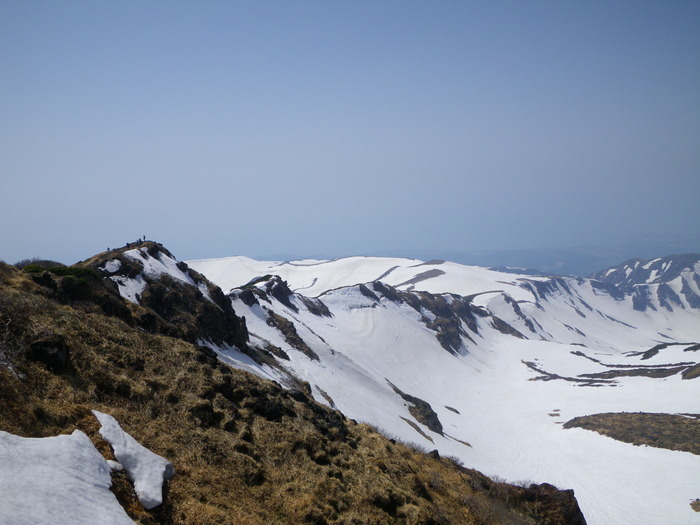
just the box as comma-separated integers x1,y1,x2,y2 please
189,254,699,347
186,253,700,525
187,255,542,300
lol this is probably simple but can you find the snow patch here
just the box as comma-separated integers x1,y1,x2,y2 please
101,259,122,273
0,429,134,525
122,248,214,303
110,274,147,304
93,410,174,510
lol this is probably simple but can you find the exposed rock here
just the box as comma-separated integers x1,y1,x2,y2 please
237,288,259,307
263,277,298,312
589,280,625,301
299,296,332,317
681,278,700,308
632,287,655,312
387,380,443,435
657,283,684,311
520,482,587,525
358,283,380,302
368,282,482,353
490,316,525,338
28,333,74,375
371,281,403,303
265,311,319,361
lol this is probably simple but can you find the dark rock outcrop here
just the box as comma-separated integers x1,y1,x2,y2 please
265,311,319,361
28,332,75,375
387,381,443,435
368,281,482,354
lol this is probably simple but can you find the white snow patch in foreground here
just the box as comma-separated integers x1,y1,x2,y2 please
0,429,134,525
93,410,174,510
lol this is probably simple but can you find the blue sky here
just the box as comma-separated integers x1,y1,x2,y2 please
1,1,699,264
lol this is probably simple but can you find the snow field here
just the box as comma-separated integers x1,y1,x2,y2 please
187,255,544,300
0,430,134,525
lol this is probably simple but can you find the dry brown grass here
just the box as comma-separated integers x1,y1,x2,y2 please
0,263,585,524
564,412,700,455
683,363,700,380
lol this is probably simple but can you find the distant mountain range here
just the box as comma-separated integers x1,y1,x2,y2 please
257,235,700,277
371,237,700,277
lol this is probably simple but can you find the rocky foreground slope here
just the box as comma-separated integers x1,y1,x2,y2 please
0,242,587,524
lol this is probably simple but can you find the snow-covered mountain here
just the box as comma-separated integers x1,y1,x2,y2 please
182,253,700,525
590,253,700,312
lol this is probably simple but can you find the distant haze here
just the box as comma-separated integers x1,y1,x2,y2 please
1,1,698,266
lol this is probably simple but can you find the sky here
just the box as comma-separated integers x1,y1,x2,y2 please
1,1,699,265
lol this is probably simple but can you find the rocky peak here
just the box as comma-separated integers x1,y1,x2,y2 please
76,241,249,349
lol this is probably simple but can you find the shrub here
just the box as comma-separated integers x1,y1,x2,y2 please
22,265,46,273
47,267,99,280
14,258,65,270
0,290,46,368
22,265,99,281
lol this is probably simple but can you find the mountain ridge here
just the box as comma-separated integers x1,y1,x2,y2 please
3,241,699,524
0,246,589,524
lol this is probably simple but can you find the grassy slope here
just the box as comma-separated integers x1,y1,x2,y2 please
0,262,585,525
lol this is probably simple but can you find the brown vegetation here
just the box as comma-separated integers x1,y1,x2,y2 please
682,363,700,380
563,412,700,455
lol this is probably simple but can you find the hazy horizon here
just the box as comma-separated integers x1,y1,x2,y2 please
2,1,699,266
